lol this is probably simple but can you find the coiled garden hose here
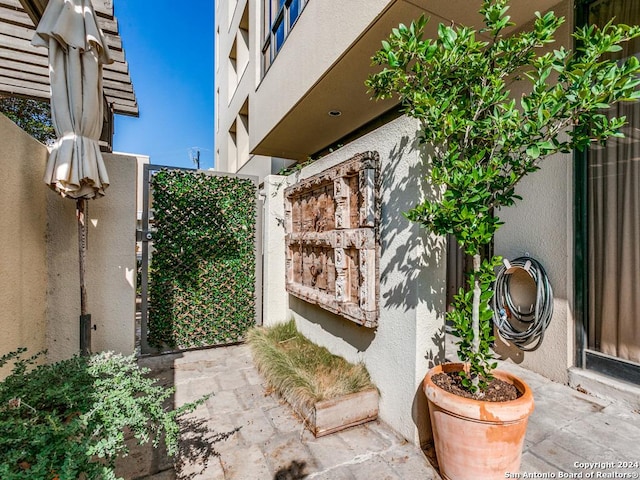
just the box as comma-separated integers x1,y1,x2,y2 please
492,256,554,351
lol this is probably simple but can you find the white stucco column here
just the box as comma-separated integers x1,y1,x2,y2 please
262,174,289,326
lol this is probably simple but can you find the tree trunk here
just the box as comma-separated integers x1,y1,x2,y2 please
471,253,481,390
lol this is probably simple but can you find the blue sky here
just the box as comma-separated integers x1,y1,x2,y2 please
112,2,215,170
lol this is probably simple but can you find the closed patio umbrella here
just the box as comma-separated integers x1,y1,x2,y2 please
32,0,113,355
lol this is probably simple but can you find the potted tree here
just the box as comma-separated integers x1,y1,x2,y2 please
366,1,640,478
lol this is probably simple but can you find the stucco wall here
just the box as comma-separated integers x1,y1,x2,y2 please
255,0,582,444
493,0,573,384
262,176,289,325
1,113,138,372
0,114,49,377
250,0,392,151
263,115,447,446
216,0,252,174
46,153,137,362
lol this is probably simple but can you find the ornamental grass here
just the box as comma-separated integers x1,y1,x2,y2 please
247,320,375,413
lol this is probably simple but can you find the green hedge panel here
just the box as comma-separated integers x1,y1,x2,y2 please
148,170,256,349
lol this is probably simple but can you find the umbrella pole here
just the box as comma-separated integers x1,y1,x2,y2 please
78,198,91,356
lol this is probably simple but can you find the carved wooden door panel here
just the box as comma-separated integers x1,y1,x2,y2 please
284,151,379,327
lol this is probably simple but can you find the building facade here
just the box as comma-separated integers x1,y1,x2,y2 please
215,0,640,444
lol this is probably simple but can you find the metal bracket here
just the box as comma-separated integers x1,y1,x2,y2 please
136,230,153,242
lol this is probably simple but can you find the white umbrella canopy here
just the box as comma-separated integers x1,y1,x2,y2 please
31,0,114,354
32,0,112,198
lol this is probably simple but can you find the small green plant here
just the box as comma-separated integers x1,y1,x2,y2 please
0,348,204,480
276,144,345,178
277,156,317,176
367,0,640,394
247,320,375,412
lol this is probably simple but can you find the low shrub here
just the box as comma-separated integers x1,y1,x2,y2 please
0,349,203,480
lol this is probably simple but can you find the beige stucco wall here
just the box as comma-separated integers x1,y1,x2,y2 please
262,0,578,435
0,113,49,377
251,0,588,445
1,114,138,373
216,0,252,174
264,115,447,446
128,152,149,221
215,0,277,178
250,0,392,151
46,153,137,362
493,0,574,384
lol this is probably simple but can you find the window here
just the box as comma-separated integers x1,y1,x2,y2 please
227,99,250,173
228,39,237,101
216,87,220,132
262,0,308,74
215,27,220,72
237,6,250,77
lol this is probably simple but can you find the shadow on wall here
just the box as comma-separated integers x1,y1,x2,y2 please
289,131,447,353
380,131,447,448
289,296,375,352
414,324,447,448
427,325,446,370
379,133,446,318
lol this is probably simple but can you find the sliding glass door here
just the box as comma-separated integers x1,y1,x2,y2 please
580,0,640,383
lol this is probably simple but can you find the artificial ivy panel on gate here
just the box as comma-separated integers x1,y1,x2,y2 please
148,170,256,349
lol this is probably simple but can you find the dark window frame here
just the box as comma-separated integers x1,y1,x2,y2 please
262,0,308,75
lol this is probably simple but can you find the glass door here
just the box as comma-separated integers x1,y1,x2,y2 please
579,0,640,384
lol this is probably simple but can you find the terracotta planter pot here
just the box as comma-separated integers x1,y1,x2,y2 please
423,363,534,480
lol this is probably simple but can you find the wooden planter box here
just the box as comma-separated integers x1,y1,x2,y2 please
295,388,379,437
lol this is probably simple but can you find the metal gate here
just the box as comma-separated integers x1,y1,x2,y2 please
137,164,262,354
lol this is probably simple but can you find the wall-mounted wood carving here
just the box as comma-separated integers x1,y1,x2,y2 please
284,151,379,327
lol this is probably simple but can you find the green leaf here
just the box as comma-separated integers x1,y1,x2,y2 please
526,144,540,159
539,140,555,151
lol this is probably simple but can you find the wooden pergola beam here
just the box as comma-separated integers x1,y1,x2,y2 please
1,0,138,118
3,0,140,150
17,0,46,25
